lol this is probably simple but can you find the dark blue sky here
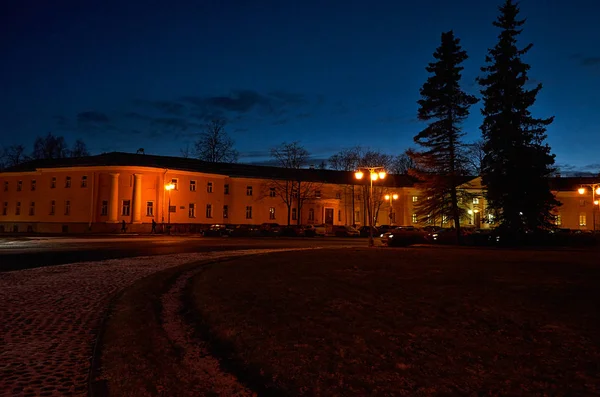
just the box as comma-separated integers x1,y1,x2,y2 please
1,0,599,173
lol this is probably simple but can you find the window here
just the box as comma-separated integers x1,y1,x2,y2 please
223,205,229,219
338,209,342,221
308,208,315,221
555,214,562,226
189,203,196,218
171,178,178,190
579,213,587,226
488,213,495,224
412,213,418,223
224,184,229,194
101,200,108,216
3,181,8,192
122,200,131,216
412,196,418,202
355,211,360,223
64,200,70,215
206,204,212,218
269,207,276,220
16,202,21,215
335,192,341,199
580,199,586,207
81,176,88,188
29,202,35,216
17,180,22,191
207,182,213,193
245,206,252,219
473,197,479,204
246,186,253,196
65,177,71,188
442,215,448,224
190,180,196,191
146,201,154,216
50,200,55,215
315,190,322,198
269,187,276,197
2,202,7,216
31,180,36,191
51,177,56,189
292,208,297,220
356,194,362,201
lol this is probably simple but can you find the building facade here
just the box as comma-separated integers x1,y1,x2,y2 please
0,153,597,233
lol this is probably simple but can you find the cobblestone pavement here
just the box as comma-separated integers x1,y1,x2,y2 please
0,249,296,396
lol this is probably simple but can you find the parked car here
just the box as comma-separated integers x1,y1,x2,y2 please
332,225,360,237
358,225,379,237
376,225,394,235
381,226,426,246
203,224,233,237
281,225,306,237
305,224,326,236
259,223,282,236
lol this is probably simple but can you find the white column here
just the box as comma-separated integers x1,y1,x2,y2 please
133,174,142,223
108,173,119,223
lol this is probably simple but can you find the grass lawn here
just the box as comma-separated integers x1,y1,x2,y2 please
188,247,600,396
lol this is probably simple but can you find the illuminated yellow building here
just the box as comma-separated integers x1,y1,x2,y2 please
0,152,597,233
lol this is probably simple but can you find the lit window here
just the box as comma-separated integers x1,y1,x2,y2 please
412,196,418,202
223,205,228,219
50,177,56,189
224,184,229,194
207,182,213,193
190,180,196,191
50,200,55,215
246,186,253,196
16,201,21,215
31,180,36,191
29,202,35,216
146,201,154,216
555,214,562,226
65,177,71,188
206,204,212,218
101,201,108,216
315,190,322,198
81,176,88,188
171,178,178,190
245,206,252,219
308,208,315,221
122,200,131,216
2,201,7,216
189,203,196,218
269,187,276,197
269,207,275,220
292,208,297,220
442,215,448,224
579,213,587,226
412,213,418,223
17,181,22,191
64,200,70,215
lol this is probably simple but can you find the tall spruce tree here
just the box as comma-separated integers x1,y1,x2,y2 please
411,30,478,241
479,0,558,234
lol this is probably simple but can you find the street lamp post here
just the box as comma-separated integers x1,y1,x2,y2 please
578,184,600,231
384,193,399,225
355,167,387,247
165,183,175,234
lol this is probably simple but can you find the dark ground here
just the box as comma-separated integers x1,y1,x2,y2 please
186,247,600,396
0,235,365,272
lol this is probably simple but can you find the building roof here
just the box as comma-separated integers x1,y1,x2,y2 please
1,152,418,187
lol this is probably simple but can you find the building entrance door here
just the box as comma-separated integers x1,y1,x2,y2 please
325,208,334,225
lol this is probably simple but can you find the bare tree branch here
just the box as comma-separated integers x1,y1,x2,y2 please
194,119,239,163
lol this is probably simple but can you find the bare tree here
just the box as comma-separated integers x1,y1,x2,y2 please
1,144,28,168
70,139,90,157
465,140,484,176
328,146,362,171
269,142,321,226
391,150,416,174
32,133,69,160
194,119,239,163
180,143,192,158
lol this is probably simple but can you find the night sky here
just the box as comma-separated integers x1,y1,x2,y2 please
1,0,599,173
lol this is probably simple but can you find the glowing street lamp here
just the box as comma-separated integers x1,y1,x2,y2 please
384,193,399,225
355,167,387,247
577,183,600,231
165,183,175,233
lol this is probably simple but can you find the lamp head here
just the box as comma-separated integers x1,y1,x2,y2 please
378,171,387,180
578,187,586,195
370,172,378,181
165,183,175,191
392,193,399,200
354,171,364,180
385,194,390,200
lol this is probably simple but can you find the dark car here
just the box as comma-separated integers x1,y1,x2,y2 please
333,225,360,237
230,224,261,237
259,223,282,236
381,227,426,246
377,225,394,235
203,224,233,237
358,226,379,237
281,225,306,237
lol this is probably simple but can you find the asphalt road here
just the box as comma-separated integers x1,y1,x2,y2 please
0,235,368,272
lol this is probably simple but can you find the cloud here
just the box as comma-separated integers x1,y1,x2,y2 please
151,117,197,131
123,111,152,121
272,119,289,125
239,150,272,159
77,111,110,124
133,99,186,115
295,112,311,119
53,115,69,127
182,90,270,113
581,57,600,66
268,90,308,106
556,162,600,176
